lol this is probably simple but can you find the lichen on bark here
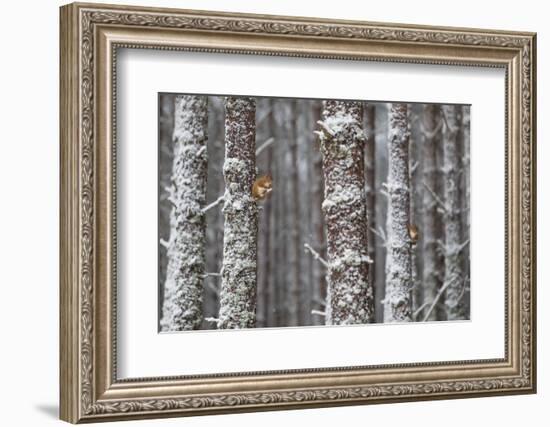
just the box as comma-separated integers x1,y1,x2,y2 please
318,100,373,325
218,97,259,329
160,95,208,331
384,103,413,323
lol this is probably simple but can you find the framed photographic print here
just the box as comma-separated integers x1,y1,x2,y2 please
59,2,537,423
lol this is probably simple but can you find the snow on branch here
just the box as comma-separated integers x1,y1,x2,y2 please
201,194,225,214
255,137,275,156
311,310,326,317
370,226,387,247
304,243,329,268
422,181,447,212
410,160,419,176
204,317,220,327
317,119,336,136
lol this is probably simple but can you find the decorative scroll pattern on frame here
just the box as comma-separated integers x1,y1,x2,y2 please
77,8,534,417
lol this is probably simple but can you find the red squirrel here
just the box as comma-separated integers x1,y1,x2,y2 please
252,175,273,201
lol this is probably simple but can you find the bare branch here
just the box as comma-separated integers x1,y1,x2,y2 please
256,107,272,126
255,137,275,156
312,297,326,308
205,281,219,295
379,189,390,200
311,309,326,317
202,272,222,278
458,238,470,253
304,243,329,268
316,120,336,137
313,130,325,139
413,301,430,320
370,226,387,246
422,280,452,322
410,161,419,176
422,181,447,212
196,146,206,157
202,195,225,214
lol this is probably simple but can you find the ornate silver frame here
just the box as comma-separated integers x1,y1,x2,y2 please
60,2,536,423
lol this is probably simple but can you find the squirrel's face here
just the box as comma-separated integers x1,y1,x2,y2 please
262,176,273,188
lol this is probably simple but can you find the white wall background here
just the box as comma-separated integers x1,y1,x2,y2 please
0,0,545,426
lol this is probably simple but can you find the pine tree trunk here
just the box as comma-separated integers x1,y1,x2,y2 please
203,96,224,324
461,106,471,317
272,100,287,326
374,104,389,323
311,101,327,325
407,105,421,316
298,100,314,325
364,104,376,301
218,97,258,329
319,100,373,325
158,94,175,326
383,103,413,323
442,105,466,320
256,99,274,327
160,95,208,331
421,105,443,321
287,101,301,326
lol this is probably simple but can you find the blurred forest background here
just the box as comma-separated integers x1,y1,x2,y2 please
158,94,470,331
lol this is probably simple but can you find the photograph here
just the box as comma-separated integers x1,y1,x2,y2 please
158,94,471,332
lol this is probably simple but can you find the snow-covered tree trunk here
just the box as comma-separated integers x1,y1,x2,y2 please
461,106,471,316
363,104,376,297
374,104,390,323
319,100,373,325
204,96,225,322
160,95,208,331
421,104,443,321
407,105,421,316
218,97,258,329
442,105,466,320
383,103,413,323
297,100,315,325
158,94,175,325
311,102,327,325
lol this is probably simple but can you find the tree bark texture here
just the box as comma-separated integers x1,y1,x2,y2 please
364,104,376,301
442,105,466,320
319,100,374,325
218,97,259,329
160,95,208,331
310,101,327,325
158,94,175,326
203,96,225,323
273,100,302,326
384,103,413,323
421,104,443,321
461,105,471,317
